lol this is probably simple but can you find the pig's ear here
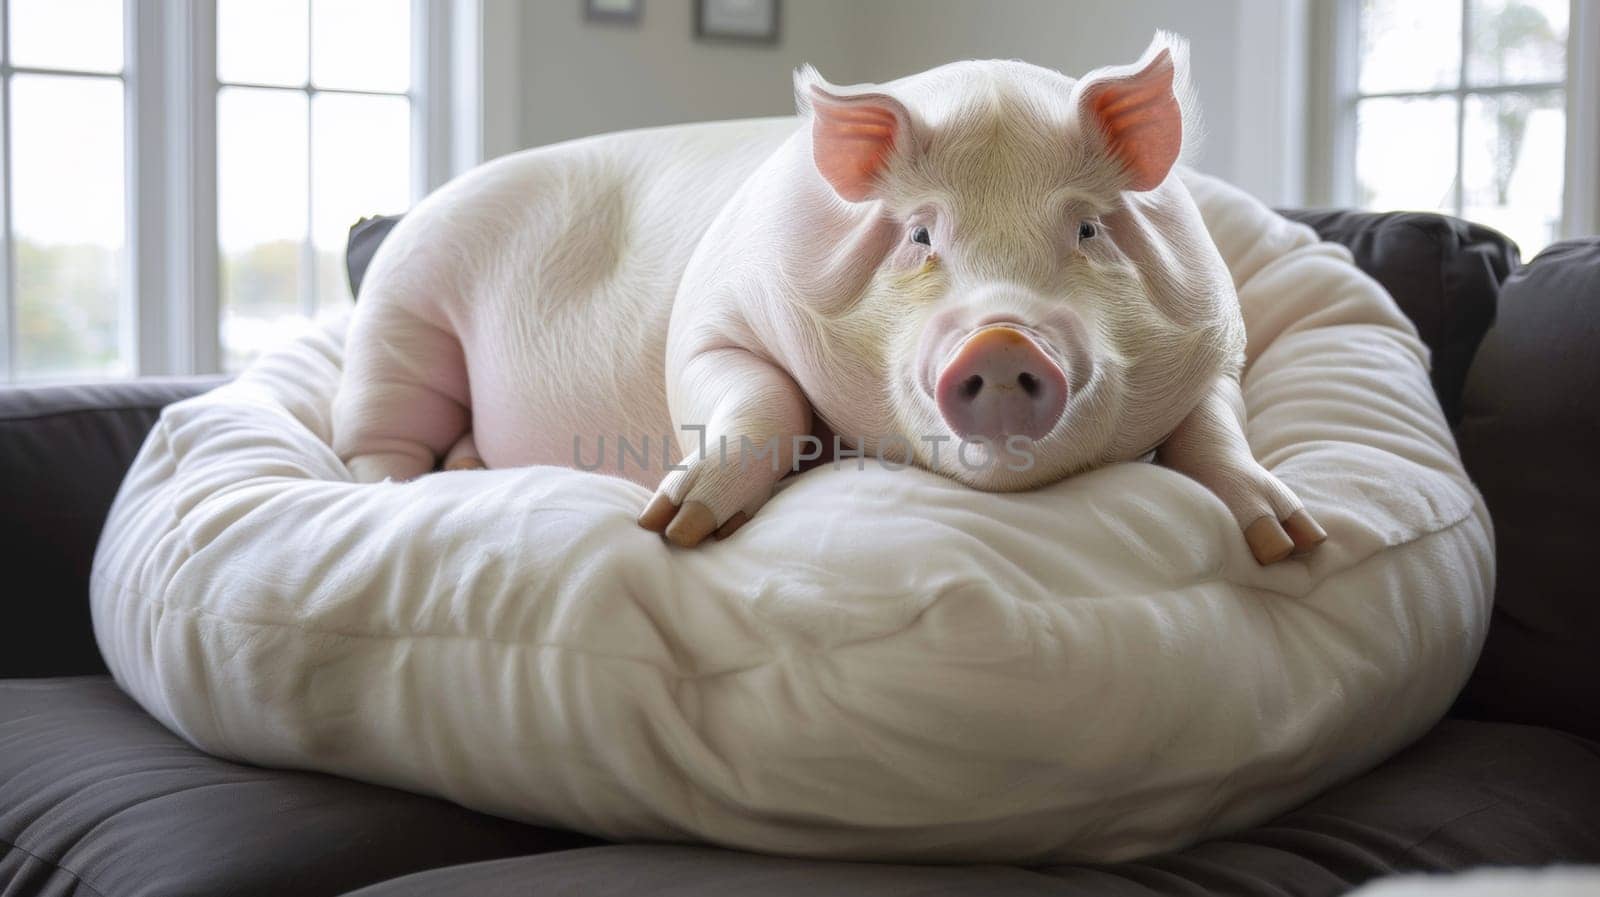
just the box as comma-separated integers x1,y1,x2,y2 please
1073,32,1194,192
795,65,913,203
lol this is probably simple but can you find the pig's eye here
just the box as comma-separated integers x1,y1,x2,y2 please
910,226,932,246
1077,221,1098,241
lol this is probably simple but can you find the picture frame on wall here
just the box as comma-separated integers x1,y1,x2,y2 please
695,0,780,45
585,0,641,25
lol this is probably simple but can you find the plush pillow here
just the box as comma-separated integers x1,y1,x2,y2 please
1453,238,1600,741
93,164,1492,863
1277,209,1517,427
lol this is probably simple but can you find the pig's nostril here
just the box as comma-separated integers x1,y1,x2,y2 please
936,327,1068,442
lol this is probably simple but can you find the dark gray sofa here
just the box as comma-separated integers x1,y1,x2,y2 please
2,211,1596,896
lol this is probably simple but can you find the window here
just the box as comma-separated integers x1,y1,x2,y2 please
0,0,467,384
216,0,413,370
1327,0,1594,256
1,0,129,381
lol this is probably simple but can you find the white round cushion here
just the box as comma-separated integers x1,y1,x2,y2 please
91,172,1492,864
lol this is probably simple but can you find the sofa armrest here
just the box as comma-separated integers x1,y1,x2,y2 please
1452,238,1600,741
1,376,227,678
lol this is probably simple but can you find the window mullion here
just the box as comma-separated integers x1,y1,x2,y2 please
1,83,13,384
1566,0,1600,238
1356,81,1563,101
129,0,168,375
1327,0,1360,206
416,0,449,197
302,86,316,319
302,7,317,321
181,0,220,374
444,0,482,180
1,1,13,382
1453,0,1469,216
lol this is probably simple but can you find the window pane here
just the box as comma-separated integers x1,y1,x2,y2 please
1355,96,1459,212
219,87,309,371
1467,0,1567,87
1462,91,1564,257
10,75,127,380
8,0,123,74
218,0,309,87
1359,0,1462,94
312,93,410,309
312,0,411,93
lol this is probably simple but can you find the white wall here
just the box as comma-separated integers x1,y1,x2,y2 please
518,1,879,149
511,0,1306,204
851,0,1247,192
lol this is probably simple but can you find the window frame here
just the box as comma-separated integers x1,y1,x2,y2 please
145,0,458,377
0,0,474,383
1310,0,1600,245
0,0,133,381
214,16,417,370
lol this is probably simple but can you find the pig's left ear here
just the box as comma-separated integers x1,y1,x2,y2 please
795,66,914,203
1073,32,1194,192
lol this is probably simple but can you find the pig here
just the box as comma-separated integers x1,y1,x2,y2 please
333,32,1326,565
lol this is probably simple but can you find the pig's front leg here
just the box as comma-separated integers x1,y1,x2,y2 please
638,348,811,548
1157,375,1326,565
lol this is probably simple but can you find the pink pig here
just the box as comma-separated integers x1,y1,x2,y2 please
333,32,1326,564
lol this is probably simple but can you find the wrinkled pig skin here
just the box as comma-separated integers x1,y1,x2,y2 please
333,32,1326,564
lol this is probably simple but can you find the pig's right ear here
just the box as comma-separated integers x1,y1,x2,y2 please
1072,32,1196,193
795,66,913,203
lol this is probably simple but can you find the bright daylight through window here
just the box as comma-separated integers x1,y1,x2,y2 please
0,0,416,383
1,0,127,381
217,0,412,370
0,1,1586,384
1353,0,1570,255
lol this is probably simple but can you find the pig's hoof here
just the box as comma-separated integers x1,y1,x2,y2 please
347,451,432,483
638,448,779,548
1244,508,1326,565
638,495,720,548
1283,510,1327,555
1186,459,1326,565
637,493,678,533
1245,516,1295,564
664,501,719,547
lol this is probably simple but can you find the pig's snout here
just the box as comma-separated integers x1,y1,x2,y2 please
935,326,1068,442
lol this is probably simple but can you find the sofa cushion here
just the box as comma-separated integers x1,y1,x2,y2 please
348,719,1600,896
1453,238,1600,742
0,377,226,678
346,215,401,299
1278,209,1517,426
0,677,595,897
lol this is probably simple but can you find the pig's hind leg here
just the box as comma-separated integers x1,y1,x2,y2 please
1157,375,1327,565
443,432,485,471
334,306,472,483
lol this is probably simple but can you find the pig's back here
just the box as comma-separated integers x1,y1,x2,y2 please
359,117,798,483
